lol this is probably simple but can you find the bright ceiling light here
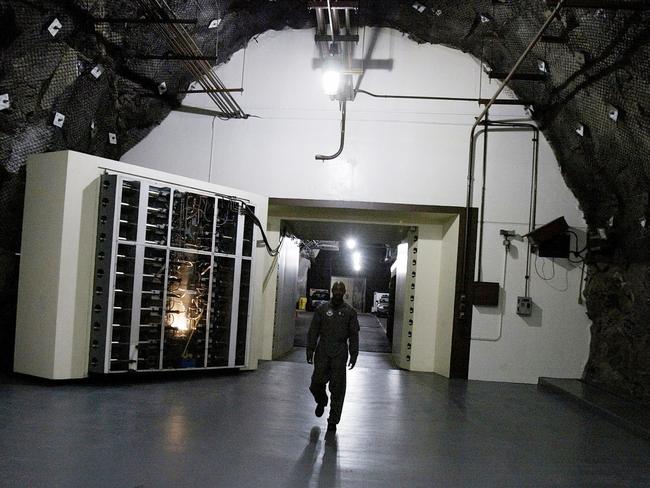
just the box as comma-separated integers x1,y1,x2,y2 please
346,238,357,250
352,251,362,271
322,58,342,96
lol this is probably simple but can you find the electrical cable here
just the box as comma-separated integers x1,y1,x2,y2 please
565,230,589,302
566,229,588,260
240,46,247,93
241,203,285,256
534,254,555,281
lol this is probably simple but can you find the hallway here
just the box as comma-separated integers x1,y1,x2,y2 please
293,312,392,354
1,361,649,487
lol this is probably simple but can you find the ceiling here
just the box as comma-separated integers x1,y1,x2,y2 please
2,0,649,259
282,219,410,247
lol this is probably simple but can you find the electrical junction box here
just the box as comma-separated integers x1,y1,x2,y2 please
537,233,570,258
517,296,532,316
472,281,500,307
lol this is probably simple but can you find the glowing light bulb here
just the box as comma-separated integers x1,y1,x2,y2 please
346,238,357,250
322,70,340,96
322,58,342,96
174,314,189,332
352,251,362,271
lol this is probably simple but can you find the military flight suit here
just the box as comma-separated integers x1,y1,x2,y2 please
307,301,360,425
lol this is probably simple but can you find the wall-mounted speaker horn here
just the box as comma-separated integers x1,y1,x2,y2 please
523,217,568,247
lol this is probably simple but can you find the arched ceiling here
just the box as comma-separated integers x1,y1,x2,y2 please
2,1,649,256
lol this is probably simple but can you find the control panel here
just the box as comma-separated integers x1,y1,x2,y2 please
89,174,256,374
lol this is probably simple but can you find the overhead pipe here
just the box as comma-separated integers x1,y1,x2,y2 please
315,100,347,161
477,116,489,283
355,89,529,105
136,0,247,118
546,0,650,9
461,0,566,312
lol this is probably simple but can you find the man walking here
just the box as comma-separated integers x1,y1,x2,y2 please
306,281,360,432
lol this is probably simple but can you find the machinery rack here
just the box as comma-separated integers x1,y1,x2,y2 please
89,173,256,374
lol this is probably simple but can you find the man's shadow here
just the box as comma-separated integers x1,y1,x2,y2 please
287,427,340,487
288,426,322,486
318,430,339,487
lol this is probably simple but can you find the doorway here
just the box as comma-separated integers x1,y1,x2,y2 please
276,220,402,369
264,199,476,377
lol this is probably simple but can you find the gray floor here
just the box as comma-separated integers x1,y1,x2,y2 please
1,361,650,487
278,346,398,370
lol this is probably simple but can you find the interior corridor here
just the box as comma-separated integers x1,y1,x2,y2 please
293,312,392,354
1,361,649,487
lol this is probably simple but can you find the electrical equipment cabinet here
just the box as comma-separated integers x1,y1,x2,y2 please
89,174,256,374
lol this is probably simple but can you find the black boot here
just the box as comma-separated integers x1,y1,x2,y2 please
315,403,325,417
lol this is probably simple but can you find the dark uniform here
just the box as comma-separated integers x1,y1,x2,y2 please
307,301,360,425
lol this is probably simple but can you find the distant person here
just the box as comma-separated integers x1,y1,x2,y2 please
306,281,360,432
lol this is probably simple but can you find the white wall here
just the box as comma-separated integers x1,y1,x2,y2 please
272,238,300,359
434,216,460,377
123,28,590,384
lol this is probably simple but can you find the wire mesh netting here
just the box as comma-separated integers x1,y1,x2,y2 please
0,0,313,250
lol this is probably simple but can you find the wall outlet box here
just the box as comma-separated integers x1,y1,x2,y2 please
517,296,532,316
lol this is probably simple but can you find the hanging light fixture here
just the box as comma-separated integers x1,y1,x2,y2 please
352,251,362,272
322,57,343,96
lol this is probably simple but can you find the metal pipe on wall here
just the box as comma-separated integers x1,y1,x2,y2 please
315,100,347,160
477,116,489,282
460,0,566,315
355,89,529,105
484,121,540,297
470,123,540,284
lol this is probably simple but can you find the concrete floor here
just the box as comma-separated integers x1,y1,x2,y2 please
293,312,392,353
278,346,397,370
1,361,650,487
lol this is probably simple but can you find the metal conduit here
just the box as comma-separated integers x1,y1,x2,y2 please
135,0,246,119
315,101,347,160
461,0,566,311
473,122,540,298
355,89,529,105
